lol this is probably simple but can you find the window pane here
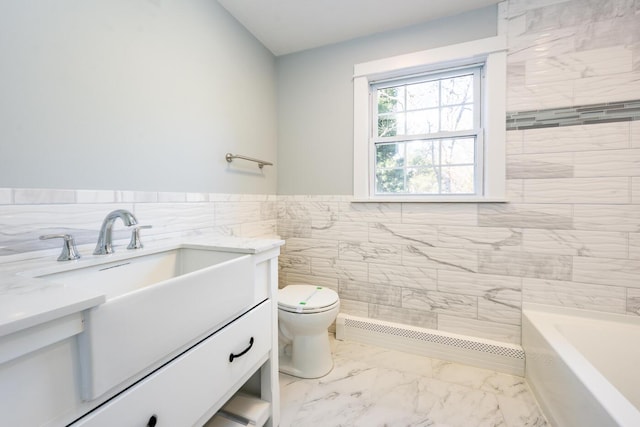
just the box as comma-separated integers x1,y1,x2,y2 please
407,140,438,167
441,74,474,106
377,86,405,113
406,81,439,110
441,138,475,165
406,109,439,135
376,143,405,168
407,167,439,193
376,169,405,193
378,113,398,137
441,166,475,194
440,105,473,132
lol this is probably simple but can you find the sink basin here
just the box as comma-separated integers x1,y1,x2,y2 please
32,245,255,400
40,248,244,300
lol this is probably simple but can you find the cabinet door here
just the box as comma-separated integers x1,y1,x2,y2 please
73,301,271,427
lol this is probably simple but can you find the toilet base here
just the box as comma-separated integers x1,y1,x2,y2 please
278,332,334,379
279,354,334,379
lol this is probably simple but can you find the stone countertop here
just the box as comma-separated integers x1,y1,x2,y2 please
0,234,284,337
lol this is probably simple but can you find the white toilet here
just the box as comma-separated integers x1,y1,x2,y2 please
277,284,340,378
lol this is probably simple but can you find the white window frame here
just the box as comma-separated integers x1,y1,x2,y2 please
353,36,507,202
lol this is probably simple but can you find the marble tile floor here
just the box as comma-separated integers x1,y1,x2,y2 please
279,337,548,427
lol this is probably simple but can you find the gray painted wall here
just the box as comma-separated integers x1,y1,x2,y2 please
0,0,277,194
276,6,498,195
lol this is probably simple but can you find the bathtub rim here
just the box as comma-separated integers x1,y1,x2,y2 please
523,303,640,427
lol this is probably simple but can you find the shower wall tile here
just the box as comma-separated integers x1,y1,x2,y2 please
523,177,630,204
522,123,629,154
0,202,130,252
282,238,339,259
573,257,640,288
368,222,438,246
76,190,116,204
506,179,524,203
14,188,76,204
279,254,311,274
215,201,263,225
626,288,640,316
633,177,640,203
507,26,576,64
115,191,158,203
401,289,477,319
339,202,401,223
478,298,522,326
284,272,338,290
574,72,640,105
238,220,277,239
278,219,312,239
437,271,522,301
312,220,368,241
506,152,573,179
368,263,437,291
401,203,478,226
437,226,522,250
574,149,640,177
631,233,640,260
506,130,524,155
478,204,573,230
134,203,214,235
522,229,629,258
507,0,571,17
369,304,438,329
338,299,369,318
437,315,521,345
402,244,478,273
339,241,401,264
479,250,572,280
311,258,368,282
157,192,187,203
525,46,633,86
523,278,627,313
632,121,640,148
573,205,640,232
185,192,209,203
507,80,574,111
339,281,402,307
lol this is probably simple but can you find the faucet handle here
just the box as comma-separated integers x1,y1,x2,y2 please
40,234,81,261
127,225,152,250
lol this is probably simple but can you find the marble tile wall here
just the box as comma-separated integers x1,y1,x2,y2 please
0,189,278,256
278,0,640,346
2,0,639,350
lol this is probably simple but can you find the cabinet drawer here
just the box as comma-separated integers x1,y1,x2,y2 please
72,301,272,427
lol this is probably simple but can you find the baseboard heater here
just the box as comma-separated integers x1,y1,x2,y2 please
335,313,525,376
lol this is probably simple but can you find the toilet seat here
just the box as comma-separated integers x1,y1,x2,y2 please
278,285,339,314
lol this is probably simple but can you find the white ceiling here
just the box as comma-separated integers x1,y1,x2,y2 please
217,0,501,56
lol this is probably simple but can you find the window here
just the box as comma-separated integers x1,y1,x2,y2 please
353,36,507,202
373,67,482,195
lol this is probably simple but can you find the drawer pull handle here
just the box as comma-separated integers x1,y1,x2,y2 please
229,337,254,362
147,415,158,427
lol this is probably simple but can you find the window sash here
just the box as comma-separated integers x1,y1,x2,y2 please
369,66,483,196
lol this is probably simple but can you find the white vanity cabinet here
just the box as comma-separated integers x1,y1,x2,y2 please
73,301,272,427
0,238,282,427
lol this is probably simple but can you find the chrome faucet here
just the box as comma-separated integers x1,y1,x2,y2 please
94,209,138,255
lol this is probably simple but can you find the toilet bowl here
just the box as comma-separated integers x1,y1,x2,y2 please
277,284,340,378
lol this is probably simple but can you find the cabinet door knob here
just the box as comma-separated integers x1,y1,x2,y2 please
147,414,158,427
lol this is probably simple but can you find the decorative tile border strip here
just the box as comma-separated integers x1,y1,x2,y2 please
506,99,640,130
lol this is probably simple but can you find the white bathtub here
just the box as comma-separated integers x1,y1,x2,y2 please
523,304,640,427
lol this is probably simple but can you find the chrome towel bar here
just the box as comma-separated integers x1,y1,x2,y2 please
225,153,273,169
